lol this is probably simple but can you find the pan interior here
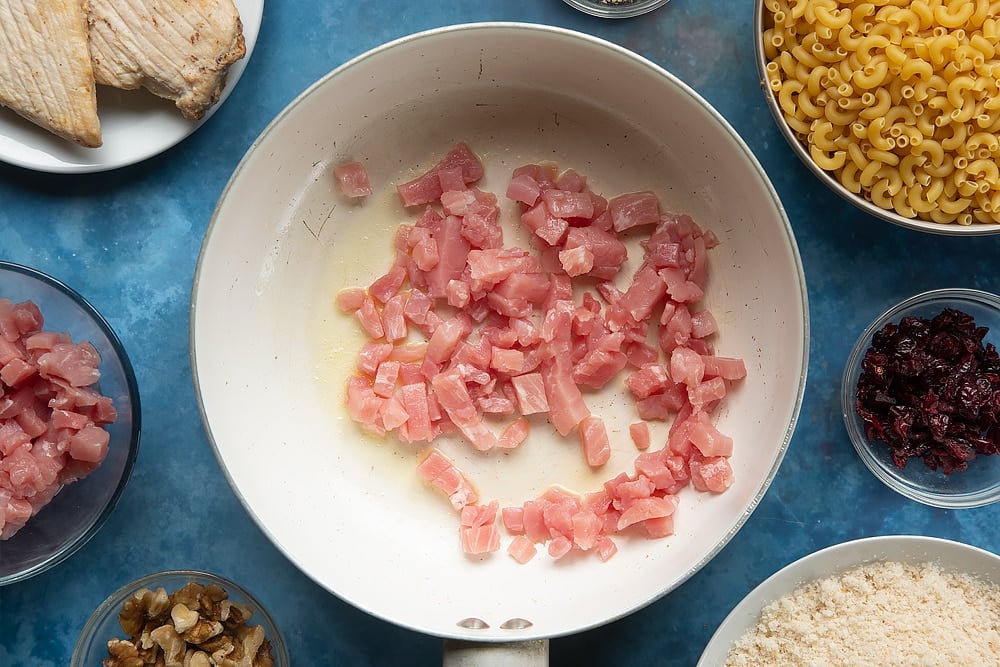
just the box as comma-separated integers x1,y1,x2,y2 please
192,24,807,641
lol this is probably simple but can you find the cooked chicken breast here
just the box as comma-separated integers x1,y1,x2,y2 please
0,0,102,147
88,0,246,120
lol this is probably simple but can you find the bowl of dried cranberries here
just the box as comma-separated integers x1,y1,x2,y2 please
842,288,1000,509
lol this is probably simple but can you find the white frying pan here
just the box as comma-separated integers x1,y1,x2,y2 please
191,23,808,662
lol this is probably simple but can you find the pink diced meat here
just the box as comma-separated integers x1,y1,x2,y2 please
460,501,501,554
510,373,549,415
431,372,498,451
397,143,485,207
691,456,735,493
498,417,530,449
670,345,705,387
398,383,433,442
687,411,734,458
629,421,651,450
507,534,537,563
701,355,747,380
339,148,746,564
334,161,373,198
541,357,590,436
0,299,117,540
417,448,478,510
579,416,611,467
558,246,594,277
542,189,595,220
609,191,660,232
506,174,541,206
336,287,366,313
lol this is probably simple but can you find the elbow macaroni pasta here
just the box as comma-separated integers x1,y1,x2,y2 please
763,0,1000,225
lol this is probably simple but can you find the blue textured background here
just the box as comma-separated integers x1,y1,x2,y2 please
1,1,998,665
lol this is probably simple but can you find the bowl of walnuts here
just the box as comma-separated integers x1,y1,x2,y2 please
71,570,289,667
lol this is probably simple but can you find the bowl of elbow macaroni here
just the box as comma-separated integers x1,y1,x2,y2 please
755,0,1000,236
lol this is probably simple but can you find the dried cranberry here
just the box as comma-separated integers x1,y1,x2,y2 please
854,307,1000,474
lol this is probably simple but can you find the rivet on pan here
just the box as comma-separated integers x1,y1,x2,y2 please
499,618,533,630
456,617,490,629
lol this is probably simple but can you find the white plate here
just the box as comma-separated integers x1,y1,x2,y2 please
696,535,1000,665
192,24,809,643
0,0,263,173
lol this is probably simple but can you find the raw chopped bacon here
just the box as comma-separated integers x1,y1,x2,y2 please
338,145,746,563
0,299,117,540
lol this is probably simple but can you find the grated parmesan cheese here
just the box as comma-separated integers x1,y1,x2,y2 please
725,560,1000,667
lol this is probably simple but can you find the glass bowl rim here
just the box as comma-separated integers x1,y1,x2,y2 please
840,287,1000,509
562,0,670,19
0,260,142,585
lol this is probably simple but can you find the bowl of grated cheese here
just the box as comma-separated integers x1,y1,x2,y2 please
697,535,1000,667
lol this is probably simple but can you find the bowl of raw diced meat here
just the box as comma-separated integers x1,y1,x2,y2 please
0,261,140,585
192,22,808,650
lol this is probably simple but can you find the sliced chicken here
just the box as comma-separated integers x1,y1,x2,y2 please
0,0,102,147
88,0,246,120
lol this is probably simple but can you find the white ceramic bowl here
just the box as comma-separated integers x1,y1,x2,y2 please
841,288,1000,509
191,22,808,644
0,262,141,585
753,0,1000,236
697,535,1000,665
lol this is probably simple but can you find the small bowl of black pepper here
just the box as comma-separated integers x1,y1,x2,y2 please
842,288,1000,509
562,0,670,19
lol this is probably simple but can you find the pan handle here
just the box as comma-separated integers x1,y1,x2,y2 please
443,639,550,666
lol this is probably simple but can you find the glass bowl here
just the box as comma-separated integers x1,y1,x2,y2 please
0,261,141,584
697,535,1000,665
562,0,669,19
71,570,290,666
841,288,1000,508
753,0,1000,236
